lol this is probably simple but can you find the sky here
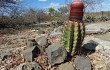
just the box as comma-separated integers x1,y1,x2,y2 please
21,0,72,9
20,0,110,12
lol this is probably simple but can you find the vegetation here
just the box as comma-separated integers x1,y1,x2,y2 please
62,0,85,56
63,21,85,56
0,0,109,28
0,2,69,28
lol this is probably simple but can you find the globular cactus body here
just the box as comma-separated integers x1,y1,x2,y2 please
63,21,85,56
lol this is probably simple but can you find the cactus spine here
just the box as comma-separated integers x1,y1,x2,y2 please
63,20,85,56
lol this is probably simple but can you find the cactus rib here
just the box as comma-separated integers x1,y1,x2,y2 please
63,21,85,56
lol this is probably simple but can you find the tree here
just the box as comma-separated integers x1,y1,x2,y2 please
0,0,16,25
24,8,48,23
9,4,26,25
84,0,103,11
36,9,48,23
24,8,37,23
48,8,55,16
0,0,26,27
0,0,16,4
58,6,69,16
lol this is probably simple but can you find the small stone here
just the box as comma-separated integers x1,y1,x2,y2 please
58,62,75,70
74,56,92,70
46,43,67,66
23,46,40,62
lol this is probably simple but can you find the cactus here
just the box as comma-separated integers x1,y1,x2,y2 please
63,20,85,56
62,0,85,56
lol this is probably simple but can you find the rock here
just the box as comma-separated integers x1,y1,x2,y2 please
83,40,98,50
23,46,40,62
85,22,110,34
58,62,75,70
46,43,67,66
84,36,110,53
15,62,43,70
86,29,102,34
37,36,48,47
36,36,48,53
74,56,92,70
94,32,110,42
26,38,37,48
106,61,110,70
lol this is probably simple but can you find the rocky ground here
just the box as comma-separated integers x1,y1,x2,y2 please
0,21,110,70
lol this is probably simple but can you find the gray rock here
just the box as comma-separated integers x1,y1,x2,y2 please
84,36,110,53
37,36,48,47
86,29,102,34
58,62,75,70
23,46,40,62
83,40,98,50
46,43,67,66
16,62,43,70
94,32,110,42
74,56,92,70
26,38,37,48
36,36,48,53
85,22,110,34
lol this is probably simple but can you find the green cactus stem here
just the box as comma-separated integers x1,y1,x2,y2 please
63,20,85,56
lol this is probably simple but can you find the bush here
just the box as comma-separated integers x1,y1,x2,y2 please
84,15,96,23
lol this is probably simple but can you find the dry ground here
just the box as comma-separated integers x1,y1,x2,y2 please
0,20,110,51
